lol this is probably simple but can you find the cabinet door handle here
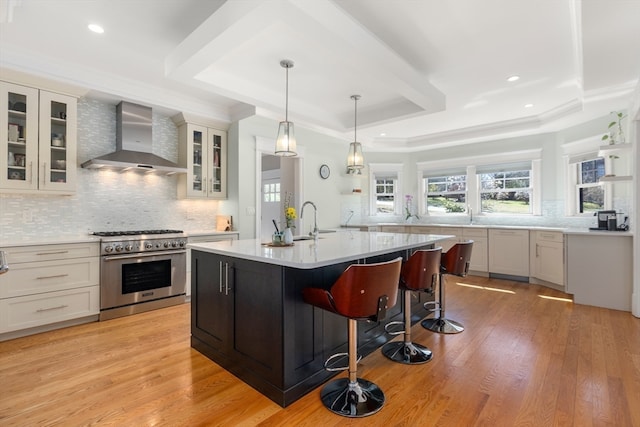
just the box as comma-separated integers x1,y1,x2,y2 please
536,243,539,257
219,261,223,293
36,251,69,256
28,161,34,184
42,162,46,187
224,262,229,295
36,273,69,280
36,304,68,312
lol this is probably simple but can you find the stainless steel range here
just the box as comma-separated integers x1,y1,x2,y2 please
93,229,187,321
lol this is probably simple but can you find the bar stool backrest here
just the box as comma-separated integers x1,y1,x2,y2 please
441,240,474,277
330,257,402,321
401,248,442,292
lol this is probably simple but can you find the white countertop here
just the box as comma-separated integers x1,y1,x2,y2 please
0,234,101,247
188,231,454,269
347,223,633,236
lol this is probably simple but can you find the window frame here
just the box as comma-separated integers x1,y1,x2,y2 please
369,163,403,216
423,172,468,216
417,150,541,217
576,157,605,214
478,168,533,215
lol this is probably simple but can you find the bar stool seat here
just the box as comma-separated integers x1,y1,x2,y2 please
381,247,441,364
422,240,473,334
302,257,402,418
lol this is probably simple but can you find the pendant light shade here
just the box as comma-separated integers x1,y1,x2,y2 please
275,59,297,156
347,95,364,172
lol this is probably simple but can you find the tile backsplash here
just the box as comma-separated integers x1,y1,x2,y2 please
0,98,222,242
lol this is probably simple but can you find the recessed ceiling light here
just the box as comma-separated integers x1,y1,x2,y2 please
88,23,104,34
507,75,520,82
524,103,534,108
380,133,386,137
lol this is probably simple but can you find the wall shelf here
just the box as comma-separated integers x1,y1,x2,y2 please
598,143,631,158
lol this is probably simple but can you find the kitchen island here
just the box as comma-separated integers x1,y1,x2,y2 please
188,231,452,407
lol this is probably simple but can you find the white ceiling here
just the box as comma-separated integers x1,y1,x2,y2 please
1,0,639,151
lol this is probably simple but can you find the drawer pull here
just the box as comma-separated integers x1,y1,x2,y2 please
36,304,68,313
36,251,69,256
36,274,69,280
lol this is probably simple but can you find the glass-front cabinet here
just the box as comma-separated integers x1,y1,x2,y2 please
174,114,227,199
1,81,77,193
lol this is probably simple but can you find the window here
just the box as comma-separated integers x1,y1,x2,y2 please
577,158,605,213
375,178,396,214
369,164,403,216
263,182,280,203
479,169,531,214
425,174,467,214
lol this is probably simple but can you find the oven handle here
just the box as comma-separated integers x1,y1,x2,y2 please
103,250,186,261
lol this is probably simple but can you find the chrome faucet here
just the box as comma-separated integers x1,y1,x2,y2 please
300,201,319,240
345,209,354,228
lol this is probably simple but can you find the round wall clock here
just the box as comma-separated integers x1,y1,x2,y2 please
319,164,330,179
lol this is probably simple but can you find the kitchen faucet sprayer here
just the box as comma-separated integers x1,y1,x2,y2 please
300,201,319,240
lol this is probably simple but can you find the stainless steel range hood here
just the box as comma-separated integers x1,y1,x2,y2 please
81,101,187,174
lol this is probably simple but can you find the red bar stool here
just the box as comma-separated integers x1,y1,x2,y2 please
381,247,441,364
422,240,473,334
302,257,402,418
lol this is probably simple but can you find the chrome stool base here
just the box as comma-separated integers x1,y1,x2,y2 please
320,378,385,418
381,341,433,364
421,317,464,334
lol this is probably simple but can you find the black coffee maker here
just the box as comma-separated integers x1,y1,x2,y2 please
591,210,627,231
597,210,616,230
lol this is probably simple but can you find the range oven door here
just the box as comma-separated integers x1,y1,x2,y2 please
100,250,186,310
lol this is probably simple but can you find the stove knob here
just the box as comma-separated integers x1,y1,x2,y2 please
104,246,114,253
145,243,153,250
179,240,186,247
171,241,178,248
163,241,169,248
125,244,133,252
115,245,124,252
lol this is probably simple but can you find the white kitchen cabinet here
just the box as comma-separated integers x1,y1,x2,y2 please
186,232,239,297
410,226,461,252
488,229,529,277
565,233,632,311
530,231,564,286
174,114,228,199
462,228,488,273
1,81,77,194
0,242,100,340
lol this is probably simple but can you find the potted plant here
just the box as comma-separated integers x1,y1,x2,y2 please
601,111,626,145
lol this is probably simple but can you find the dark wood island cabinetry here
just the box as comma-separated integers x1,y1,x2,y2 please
189,231,452,406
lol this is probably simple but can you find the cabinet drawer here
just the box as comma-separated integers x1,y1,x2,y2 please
0,286,99,333
188,233,238,244
462,228,487,238
380,226,407,233
533,231,563,243
1,242,100,263
0,257,99,298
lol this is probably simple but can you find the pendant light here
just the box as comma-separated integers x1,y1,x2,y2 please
275,59,297,156
346,94,364,172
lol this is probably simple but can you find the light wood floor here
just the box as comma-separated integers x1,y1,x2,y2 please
1,275,639,427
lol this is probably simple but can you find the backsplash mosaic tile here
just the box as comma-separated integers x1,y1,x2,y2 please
0,98,223,242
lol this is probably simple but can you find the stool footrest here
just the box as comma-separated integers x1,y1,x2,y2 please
383,320,405,336
324,352,362,372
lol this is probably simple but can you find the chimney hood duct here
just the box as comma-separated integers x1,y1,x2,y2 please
81,101,187,174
